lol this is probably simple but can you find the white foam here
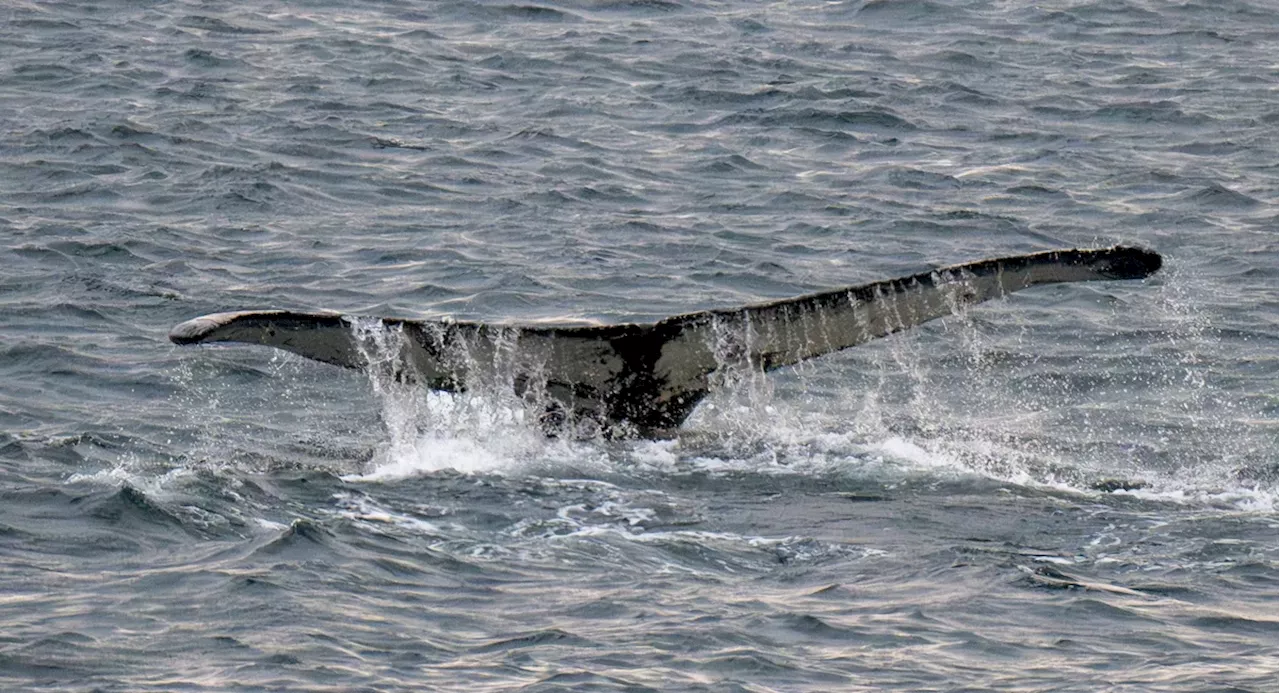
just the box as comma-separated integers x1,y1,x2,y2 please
1112,481,1278,513
66,455,196,494
869,436,955,470
254,518,289,531
628,439,680,470
350,433,521,480
343,396,615,481
343,319,559,479
331,492,446,534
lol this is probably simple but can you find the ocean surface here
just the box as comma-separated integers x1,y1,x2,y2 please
1,0,1276,690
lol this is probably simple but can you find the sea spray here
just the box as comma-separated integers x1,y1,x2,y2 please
346,319,558,478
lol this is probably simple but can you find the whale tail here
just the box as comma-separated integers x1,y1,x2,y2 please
170,245,1161,436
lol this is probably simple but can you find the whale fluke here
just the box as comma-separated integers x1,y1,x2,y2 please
170,245,1161,436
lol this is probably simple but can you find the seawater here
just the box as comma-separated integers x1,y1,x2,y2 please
0,0,1276,690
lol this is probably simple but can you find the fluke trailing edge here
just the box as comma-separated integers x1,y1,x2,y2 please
170,246,1162,437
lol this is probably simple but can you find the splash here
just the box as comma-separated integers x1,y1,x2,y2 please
862,271,1276,512
678,283,1277,513
325,288,1273,514
687,313,785,440
344,318,591,480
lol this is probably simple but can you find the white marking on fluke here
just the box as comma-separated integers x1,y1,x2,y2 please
169,246,1162,438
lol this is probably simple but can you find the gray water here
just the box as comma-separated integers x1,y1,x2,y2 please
1,0,1277,690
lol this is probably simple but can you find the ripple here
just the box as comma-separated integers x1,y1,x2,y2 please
1179,182,1263,209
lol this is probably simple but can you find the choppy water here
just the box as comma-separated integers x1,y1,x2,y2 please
1,0,1277,690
